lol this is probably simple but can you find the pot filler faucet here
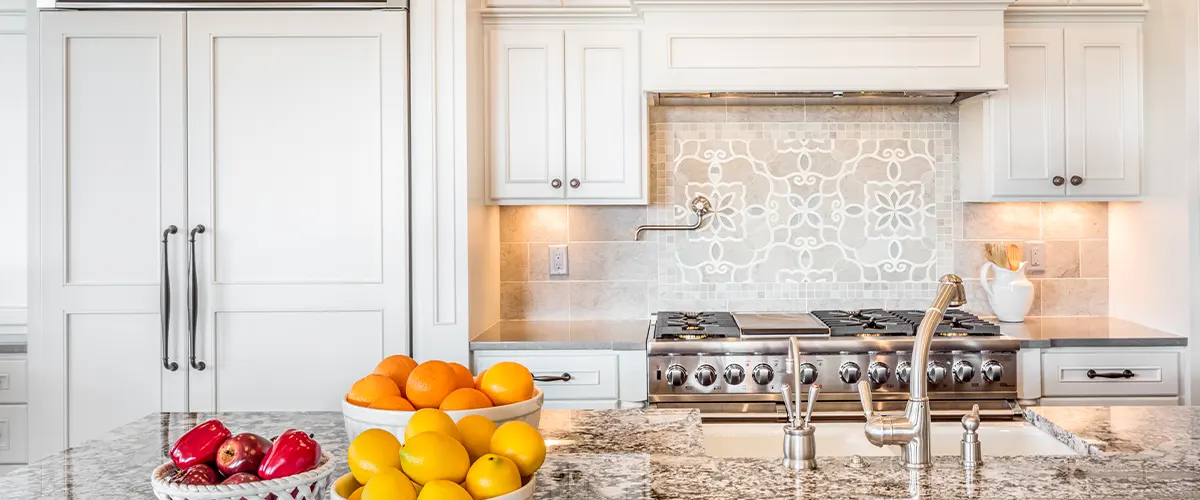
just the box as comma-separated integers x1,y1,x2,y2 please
855,274,967,470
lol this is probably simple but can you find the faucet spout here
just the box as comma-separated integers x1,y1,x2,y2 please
909,274,966,401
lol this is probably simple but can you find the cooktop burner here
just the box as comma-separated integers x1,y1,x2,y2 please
811,309,999,337
891,309,1001,336
654,311,739,340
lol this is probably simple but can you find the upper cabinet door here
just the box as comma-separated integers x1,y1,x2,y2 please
38,11,189,450
992,28,1066,198
488,29,566,201
185,11,409,412
1064,25,1141,197
564,30,642,201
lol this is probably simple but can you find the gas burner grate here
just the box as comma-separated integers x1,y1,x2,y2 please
890,309,1002,336
654,311,740,340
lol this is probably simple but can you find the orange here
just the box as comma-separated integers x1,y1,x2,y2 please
473,369,487,391
448,362,474,390
347,374,402,407
478,362,534,406
439,388,493,411
375,355,419,396
369,395,415,411
406,361,459,409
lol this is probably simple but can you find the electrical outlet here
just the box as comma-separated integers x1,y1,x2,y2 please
1025,241,1045,272
549,245,569,276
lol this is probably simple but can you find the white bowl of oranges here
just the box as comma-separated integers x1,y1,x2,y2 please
342,356,543,444
331,407,545,500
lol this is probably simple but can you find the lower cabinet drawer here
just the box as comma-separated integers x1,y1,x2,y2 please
0,360,27,404
0,405,28,464
1041,350,1180,397
472,351,619,401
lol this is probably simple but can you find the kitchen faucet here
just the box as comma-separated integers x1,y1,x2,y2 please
855,274,967,470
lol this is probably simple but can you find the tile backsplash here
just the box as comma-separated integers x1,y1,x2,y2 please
499,105,1108,319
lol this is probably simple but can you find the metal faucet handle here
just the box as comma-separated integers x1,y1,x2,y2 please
781,383,798,427
855,380,873,420
961,404,980,433
961,404,982,469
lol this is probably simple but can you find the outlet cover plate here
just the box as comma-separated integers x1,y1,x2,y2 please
1025,241,1045,272
549,244,569,276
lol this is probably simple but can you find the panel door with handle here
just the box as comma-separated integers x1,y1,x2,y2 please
184,11,409,412
564,29,642,200
488,28,566,201
37,11,189,450
992,27,1067,197
1064,24,1141,197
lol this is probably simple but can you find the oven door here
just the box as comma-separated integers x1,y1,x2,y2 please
40,0,405,9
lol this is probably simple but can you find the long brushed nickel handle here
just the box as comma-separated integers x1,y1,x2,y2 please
187,225,206,371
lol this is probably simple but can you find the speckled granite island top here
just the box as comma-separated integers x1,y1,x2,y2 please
3,406,1200,499
470,320,650,350
993,316,1187,348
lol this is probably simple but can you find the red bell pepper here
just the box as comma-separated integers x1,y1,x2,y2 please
257,429,321,480
170,420,232,470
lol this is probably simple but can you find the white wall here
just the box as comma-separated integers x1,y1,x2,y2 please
1109,0,1200,404
0,9,26,337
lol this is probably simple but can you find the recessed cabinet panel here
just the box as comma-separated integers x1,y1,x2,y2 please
565,30,641,200
66,313,163,447
993,28,1065,197
489,29,565,200
63,37,163,285
1065,25,1140,196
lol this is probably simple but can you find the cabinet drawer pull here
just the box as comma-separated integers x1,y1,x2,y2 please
161,226,179,372
1086,369,1134,379
533,373,572,382
1052,176,1065,186
188,225,207,371
1070,175,1084,186
550,179,563,189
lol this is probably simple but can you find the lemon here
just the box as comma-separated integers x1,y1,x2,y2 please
348,429,402,484
489,421,546,476
456,415,498,462
464,454,522,499
405,408,463,443
400,431,471,485
361,467,416,500
348,486,364,500
416,479,472,500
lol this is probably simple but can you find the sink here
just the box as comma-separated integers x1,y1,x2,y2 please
703,421,1079,458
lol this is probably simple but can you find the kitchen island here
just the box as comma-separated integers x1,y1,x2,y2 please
1,406,1198,499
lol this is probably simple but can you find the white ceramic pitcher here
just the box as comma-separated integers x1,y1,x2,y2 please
979,261,1034,323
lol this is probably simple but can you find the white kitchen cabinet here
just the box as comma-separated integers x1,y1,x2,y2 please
960,23,1142,201
36,10,409,452
1017,347,1183,405
471,349,647,408
487,27,644,205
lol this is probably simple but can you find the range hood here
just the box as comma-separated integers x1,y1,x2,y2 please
650,91,988,107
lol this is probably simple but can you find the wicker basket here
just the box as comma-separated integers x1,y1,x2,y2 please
150,451,336,500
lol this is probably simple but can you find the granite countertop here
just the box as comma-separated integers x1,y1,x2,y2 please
470,320,650,350
4,405,1200,499
993,316,1187,348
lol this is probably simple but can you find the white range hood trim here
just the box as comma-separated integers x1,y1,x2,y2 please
639,3,1012,94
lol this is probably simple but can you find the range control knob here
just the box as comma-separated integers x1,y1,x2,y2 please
724,364,746,385
839,362,862,384
927,362,948,385
896,362,912,384
695,364,718,386
868,362,890,385
665,365,687,387
797,363,818,385
954,361,975,383
752,363,774,385
982,360,1004,383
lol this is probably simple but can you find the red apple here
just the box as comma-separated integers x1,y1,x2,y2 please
219,472,260,485
170,420,231,470
215,433,272,476
173,463,218,485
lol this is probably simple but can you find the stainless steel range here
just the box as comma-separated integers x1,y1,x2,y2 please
647,310,1021,421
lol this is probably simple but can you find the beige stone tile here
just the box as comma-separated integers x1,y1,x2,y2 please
962,203,1041,240
1080,240,1109,278
568,206,647,241
1041,279,1108,316
954,240,1024,277
529,242,655,281
881,105,958,123
726,106,805,122
805,105,884,122
499,282,569,320
569,282,649,320
1041,202,1108,239
656,106,727,123
499,243,529,282
499,206,568,242
654,297,729,313
1043,240,1080,278
727,299,809,312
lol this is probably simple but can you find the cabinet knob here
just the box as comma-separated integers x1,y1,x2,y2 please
551,179,562,189
1070,175,1084,186
569,178,580,189
1052,176,1065,186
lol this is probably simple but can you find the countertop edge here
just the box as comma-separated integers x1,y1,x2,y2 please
469,340,647,351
